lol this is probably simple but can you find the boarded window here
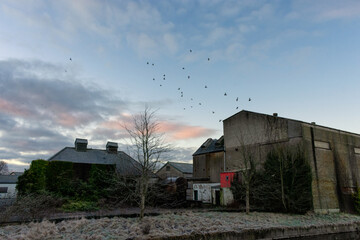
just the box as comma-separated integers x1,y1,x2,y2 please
0,187,8,193
355,148,360,154
314,141,330,150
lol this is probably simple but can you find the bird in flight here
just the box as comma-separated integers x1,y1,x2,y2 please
224,93,227,96
236,97,238,101
190,49,192,53
153,78,155,81
208,58,210,61
70,58,72,61
188,76,190,79
212,111,215,114
249,98,251,101
178,88,180,90
236,107,239,109
205,85,207,88
147,62,149,64
152,63,154,66
182,67,185,70
219,120,222,122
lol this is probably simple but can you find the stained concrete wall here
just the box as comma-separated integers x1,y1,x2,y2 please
223,110,360,213
193,151,224,182
302,124,360,213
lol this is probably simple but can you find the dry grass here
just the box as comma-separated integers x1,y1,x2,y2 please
1,211,360,240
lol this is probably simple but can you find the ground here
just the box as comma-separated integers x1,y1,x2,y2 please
1,210,360,240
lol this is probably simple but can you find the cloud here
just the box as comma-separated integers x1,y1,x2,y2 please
159,122,216,140
0,59,212,171
288,0,360,22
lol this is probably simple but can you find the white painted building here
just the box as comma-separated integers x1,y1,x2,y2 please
0,173,22,199
193,183,220,204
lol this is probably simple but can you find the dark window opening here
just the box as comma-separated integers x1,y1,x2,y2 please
0,187,8,193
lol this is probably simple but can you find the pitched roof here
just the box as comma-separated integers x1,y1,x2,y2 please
168,162,193,174
0,174,19,184
193,136,224,156
48,147,143,177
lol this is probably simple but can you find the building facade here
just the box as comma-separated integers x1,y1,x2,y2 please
156,162,193,180
223,110,360,213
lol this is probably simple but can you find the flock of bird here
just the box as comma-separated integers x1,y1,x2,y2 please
66,52,252,123
145,49,252,123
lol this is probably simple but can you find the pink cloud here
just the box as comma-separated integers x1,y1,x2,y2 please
159,122,216,140
0,98,30,117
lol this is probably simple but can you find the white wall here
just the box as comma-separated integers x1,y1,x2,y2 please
0,183,17,199
193,183,220,203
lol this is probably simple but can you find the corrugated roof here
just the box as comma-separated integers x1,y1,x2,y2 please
0,175,19,184
193,136,224,156
168,162,193,174
48,147,144,177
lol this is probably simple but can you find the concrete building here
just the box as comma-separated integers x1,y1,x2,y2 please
223,110,360,213
156,162,193,180
192,136,224,183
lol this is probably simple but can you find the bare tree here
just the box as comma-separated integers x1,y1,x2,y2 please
235,137,259,214
124,107,170,219
0,161,9,175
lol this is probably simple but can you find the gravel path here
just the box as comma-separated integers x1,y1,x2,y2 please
1,211,360,240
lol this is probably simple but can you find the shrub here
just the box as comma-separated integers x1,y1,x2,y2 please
46,161,75,196
262,146,313,213
16,159,48,195
231,145,313,214
62,200,99,212
0,192,64,222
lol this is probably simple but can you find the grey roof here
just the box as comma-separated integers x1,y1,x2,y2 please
48,147,143,177
0,175,19,184
168,162,193,174
193,136,224,156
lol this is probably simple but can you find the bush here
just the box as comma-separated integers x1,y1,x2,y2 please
231,145,313,214
0,192,64,222
46,161,75,196
62,200,99,212
262,146,313,213
16,159,48,195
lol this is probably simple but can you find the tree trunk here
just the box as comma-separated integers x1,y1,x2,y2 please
140,193,145,220
245,183,250,214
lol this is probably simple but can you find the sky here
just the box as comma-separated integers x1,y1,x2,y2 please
1,0,360,172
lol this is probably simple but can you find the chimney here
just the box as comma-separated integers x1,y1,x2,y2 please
75,138,88,151
106,141,118,153
273,113,278,117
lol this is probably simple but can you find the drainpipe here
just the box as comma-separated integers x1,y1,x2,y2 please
310,126,322,210
223,150,226,172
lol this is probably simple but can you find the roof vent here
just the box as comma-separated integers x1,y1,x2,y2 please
201,138,212,148
75,138,88,151
273,113,278,117
106,141,118,154
311,122,316,125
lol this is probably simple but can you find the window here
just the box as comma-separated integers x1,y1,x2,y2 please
226,176,229,181
314,141,330,150
355,148,360,154
0,187,8,193
166,166,170,171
